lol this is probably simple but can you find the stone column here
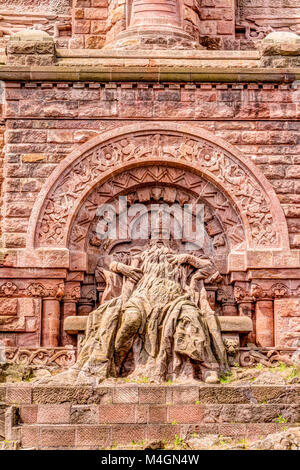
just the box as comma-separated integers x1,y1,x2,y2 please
251,284,274,347
217,286,238,316
61,284,80,346
41,298,61,347
128,0,181,29
78,283,97,316
234,284,255,345
255,299,274,347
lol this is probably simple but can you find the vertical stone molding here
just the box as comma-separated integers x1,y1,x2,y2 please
255,300,274,348
41,298,61,348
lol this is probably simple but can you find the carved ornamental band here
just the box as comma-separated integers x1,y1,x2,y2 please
34,130,283,250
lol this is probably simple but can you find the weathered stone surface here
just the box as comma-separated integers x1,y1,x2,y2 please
0,0,299,450
32,386,113,405
64,315,253,334
261,32,300,56
219,316,252,332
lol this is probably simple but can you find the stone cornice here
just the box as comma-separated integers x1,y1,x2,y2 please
0,64,299,83
0,47,300,82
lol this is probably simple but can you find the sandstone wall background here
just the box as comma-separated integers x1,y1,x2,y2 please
2,81,300,252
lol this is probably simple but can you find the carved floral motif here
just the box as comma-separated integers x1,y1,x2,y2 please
3,347,76,367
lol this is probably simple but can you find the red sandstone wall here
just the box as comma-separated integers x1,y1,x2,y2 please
0,0,71,13
236,0,300,49
191,0,235,49
3,81,300,251
238,0,300,34
0,82,4,246
72,0,109,49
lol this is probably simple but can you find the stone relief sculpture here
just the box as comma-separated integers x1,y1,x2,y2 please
45,231,229,386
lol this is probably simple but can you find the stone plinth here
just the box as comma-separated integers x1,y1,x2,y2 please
1,384,299,449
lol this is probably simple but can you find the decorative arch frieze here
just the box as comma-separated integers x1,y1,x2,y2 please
69,165,245,255
26,123,289,252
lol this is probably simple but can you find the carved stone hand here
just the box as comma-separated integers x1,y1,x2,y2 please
110,261,143,283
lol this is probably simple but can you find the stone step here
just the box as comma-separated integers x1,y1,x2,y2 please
18,403,300,425
19,422,295,450
1,384,299,449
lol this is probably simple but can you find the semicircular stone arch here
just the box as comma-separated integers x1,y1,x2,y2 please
69,165,245,275
26,123,290,252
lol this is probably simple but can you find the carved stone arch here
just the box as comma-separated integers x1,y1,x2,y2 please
70,165,244,274
26,123,289,260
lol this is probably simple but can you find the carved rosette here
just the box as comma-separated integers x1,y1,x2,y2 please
35,131,279,249
0,282,18,296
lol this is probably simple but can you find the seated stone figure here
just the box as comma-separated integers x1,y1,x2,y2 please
47,238,229,385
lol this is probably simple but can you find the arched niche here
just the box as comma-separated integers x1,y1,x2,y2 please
26,123,290,268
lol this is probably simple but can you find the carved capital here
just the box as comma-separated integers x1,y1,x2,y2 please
271,283,289,299
27,282,46,298
233,285,252,303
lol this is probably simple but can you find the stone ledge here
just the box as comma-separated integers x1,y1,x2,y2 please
64,315,252,334
1,384,299,405
17,422,296,449
0,65,298,83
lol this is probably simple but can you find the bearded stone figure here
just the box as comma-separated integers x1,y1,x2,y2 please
47,238,229,385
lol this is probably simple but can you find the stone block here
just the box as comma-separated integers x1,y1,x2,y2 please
274,298,300,347
40,426,75,448
74,20,91,34
85,35,106,49
85,8,108,19
168,405,204,424
0,298,18,316
111,424,145,445
19,405,38,424
76,425,111,447
70,405,99,424
37,404,71,424
139,387,166,404
21,425,40,448
217,21,234,35
148,405,167,423
146,424,180,442
135,405,148,423
64,316,87,334
32,386,100,404
99,404,135,423
261,32,300,56
113,386,139,404
219,316,252,332
172,386,199,404
6,386,32,404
